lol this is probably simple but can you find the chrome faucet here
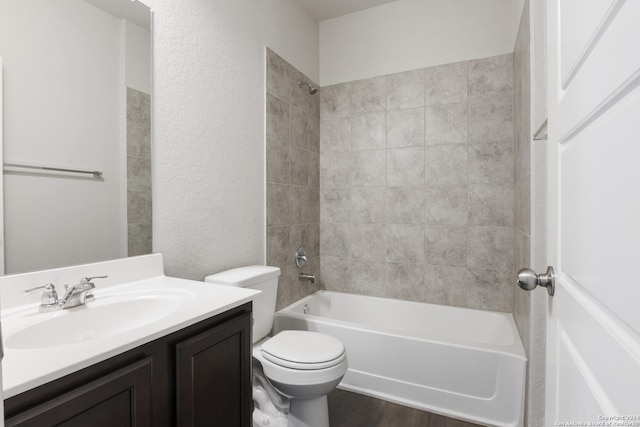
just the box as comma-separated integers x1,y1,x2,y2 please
23,276,107,312
298,273,316,284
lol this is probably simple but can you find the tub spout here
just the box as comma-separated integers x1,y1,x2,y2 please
298,272,316,284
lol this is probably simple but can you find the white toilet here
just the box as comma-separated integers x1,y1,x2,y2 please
205,266,347,427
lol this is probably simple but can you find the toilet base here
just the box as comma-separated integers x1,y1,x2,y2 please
288,395,329,427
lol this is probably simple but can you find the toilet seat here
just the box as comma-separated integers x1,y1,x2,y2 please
253,331,348,389
261,331,346,370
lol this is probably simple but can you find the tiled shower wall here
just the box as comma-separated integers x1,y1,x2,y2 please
127,87,152,256
513,0,533,361
319,55,515,312
265,48,322,310
513,1,547,425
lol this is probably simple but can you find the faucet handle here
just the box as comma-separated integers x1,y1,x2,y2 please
79,276,106,303
23,283,59,305
295,247,308,269
23,283,55,295
81,275,108,284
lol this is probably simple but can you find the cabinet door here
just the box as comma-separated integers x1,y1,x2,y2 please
6,357,152,427
176,312,251,427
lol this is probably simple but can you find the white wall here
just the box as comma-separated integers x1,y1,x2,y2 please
0,0,125,273
145,0,319,279
320,0,515,86
125,21,151,94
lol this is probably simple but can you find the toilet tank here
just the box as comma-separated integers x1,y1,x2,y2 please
204,266,280,343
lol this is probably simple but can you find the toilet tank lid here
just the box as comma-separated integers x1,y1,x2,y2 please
204,265,281,287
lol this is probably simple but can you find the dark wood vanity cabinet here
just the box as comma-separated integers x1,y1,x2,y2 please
4,303,252,427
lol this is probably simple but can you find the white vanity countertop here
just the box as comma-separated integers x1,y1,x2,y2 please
0,254,261,399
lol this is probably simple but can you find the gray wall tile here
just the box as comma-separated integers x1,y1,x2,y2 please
127,88,152,257
267,226,290,266
387,147,425,186
425,103,468,145
515,229,530,273
320,152,353,188
387,108,425,148
290,185,310,224
385,263,425,301
351,224,386,262
468,139,514,184
320,83,352,120
515,175,531,233
350,187,386,224
321,223,351,257
385,187,425,224
266,48,294,103
468,184,514,226
515,112,531,179
352,261,386,296
321,188,350,223
469,54,513,105
267,93,289,144
466,269,513,312
352,112,386,150
266,51,321,309
128,223,152,256
468,103,513,143
290,223,320,258
468,226,513,271
351,76,386,114
385,224,425,263
127,88,151,158
424,264,469,307
424,144,467,186
127,190,152,224
127,156,151,191
321,256,353,293
316,54,515,313
289,106,307,149
309,151,320,188
387,70,424,110
290,146,309,186
266,140,290,184
425,225,467,266
424,185,468,226
424,61,468,105
320,118,351,154
267,183,291,227
352,150,386,187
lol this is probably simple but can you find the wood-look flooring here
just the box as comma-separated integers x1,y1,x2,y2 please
328,389,483,427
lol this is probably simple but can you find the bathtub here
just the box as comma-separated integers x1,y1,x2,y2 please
273,291,526,427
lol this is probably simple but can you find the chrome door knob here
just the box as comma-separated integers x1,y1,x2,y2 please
517,266,555,296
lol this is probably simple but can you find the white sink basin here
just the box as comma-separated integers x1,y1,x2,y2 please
4,288,192,350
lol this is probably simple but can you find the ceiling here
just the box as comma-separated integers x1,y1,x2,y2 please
297,0,400,21
84,0,151,30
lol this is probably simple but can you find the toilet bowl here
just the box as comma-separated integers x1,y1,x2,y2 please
205,266,347,427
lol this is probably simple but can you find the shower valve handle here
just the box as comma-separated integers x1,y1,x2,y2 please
295,247,308,269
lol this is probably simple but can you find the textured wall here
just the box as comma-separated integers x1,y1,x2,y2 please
265,49,322,309
146,0,319,280
319,54,514,313
319,0,515,86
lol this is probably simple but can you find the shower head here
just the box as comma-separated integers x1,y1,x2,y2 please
297,79,318,95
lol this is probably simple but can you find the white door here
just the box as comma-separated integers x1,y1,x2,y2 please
0,56,5,424
545,0,640,424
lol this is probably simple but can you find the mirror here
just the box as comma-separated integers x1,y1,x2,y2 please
0,0,152,274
